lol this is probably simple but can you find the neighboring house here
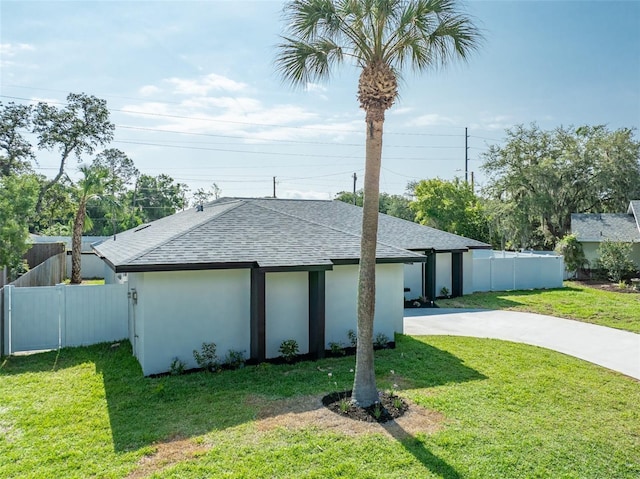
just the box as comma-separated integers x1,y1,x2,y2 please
571,201,640,269
93,197,489,375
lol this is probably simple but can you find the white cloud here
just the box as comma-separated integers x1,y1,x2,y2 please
389,106,413,116
0,43,35,68
470,115,515,131
139,85,162,96
166,73,247,96
0,43,35,57
306,83,327,93
280,189,332,200
406,113,457,127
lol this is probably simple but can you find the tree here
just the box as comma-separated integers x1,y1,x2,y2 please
132,174,189,222
71,165,109,284
482,124,640,249
335,190,415,221
276,0,481,406
33,93,115,215
0,174,39,273
192,183,222,207
555,234,588,279
87,149,138,235
409,178,488,241
0,102,35,177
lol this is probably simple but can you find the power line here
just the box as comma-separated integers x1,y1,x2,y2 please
1,94,467,137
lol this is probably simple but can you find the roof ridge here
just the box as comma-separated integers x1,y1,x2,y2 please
252,199,423,257
124,200,246,264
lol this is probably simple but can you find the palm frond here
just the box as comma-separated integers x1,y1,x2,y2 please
275,37,344,86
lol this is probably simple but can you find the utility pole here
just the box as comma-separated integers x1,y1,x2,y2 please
273,176,276,198
465,127,469,183
352,172,357,205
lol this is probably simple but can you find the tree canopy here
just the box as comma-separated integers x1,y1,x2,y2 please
482,124,640,249
335,190,414,221
409,178,489,242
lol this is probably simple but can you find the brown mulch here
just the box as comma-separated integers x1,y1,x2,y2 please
573,280,640,294
322,390,408,423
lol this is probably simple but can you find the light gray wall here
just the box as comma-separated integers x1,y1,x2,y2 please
325,264,403,347
65,253,105,280
403,262,423,299
463,251,473,294
132,269,251,375
435,252,452,296
265,271,309,358
582,242,640,269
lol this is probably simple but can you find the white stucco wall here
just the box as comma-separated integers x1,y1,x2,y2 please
463,251,473,294
325,264,403,348
132,269,251,375
435,252,452,297
403,262,424,300
265,272,309,358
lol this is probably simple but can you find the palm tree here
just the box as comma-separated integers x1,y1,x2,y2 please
70,165,108,284
276,0,481,406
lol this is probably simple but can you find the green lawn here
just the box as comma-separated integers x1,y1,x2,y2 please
1,339,638,478
436,281,640,333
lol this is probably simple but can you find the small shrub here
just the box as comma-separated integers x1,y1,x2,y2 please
372,402,383,420
328,341,345,355
596,240,636,282
193,342,219,372
347,329,357,347
225,349,246,369
440,286,450,297
373,332,390,349
393,397,403,409
169,357,186,375
339,398,351,413
278,339,299,362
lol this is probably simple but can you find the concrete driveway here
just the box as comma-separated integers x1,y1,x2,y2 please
404,308,640,380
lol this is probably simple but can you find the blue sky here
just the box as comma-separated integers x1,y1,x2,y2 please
1,0,639,200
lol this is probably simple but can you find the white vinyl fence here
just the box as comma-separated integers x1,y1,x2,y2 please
472,250,564,292
1,283,127,355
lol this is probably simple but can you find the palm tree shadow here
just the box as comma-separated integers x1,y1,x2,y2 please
383,421,461,479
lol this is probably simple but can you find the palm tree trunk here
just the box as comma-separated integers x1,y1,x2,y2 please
352,107,385,407
71,199,86,284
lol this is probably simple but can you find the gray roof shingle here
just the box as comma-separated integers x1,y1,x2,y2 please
571,201,640,242
94,198,453,272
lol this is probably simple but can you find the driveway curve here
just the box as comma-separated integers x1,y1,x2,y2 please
404,308,640,380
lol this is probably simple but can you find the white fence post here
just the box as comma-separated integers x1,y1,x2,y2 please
7,285,12,355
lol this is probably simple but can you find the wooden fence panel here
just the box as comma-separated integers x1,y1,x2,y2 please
11,253,66,288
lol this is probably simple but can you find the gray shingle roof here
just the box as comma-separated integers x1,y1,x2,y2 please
571,201,640,242
94,198,442,272
241,198,489,252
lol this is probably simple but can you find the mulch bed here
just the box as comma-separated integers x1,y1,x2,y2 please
573,280,640,294
322,390,409,423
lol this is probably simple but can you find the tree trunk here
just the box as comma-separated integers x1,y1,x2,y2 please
352,108,384,407
71,199,86,284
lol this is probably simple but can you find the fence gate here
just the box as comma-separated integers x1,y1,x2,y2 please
1,283,128,355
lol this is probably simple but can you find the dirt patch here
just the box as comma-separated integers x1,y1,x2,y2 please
126,393,444,477
125,435,208,479
249,392,444,439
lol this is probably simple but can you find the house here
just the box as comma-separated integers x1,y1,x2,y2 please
93,198,489,375
571,201,640,269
